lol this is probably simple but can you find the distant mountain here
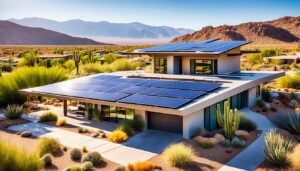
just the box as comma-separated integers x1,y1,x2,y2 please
9,18,193,40
171,16,300,44
0,21,109,45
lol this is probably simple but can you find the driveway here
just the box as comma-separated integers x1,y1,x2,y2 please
124,130,182,153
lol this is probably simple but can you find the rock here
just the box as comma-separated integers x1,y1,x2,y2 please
235,130,249,139
290,100,298,108
208,138,218,145
193,136,218,145
100,133,106,138
97,130,104,134
91,133,99,138
214,134,225,143
225,148,233,153
16,131,22,135
264,103,271,110
20,131,32,137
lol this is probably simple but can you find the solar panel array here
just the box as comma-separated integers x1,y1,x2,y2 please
29,75,222,109
138,39,249,54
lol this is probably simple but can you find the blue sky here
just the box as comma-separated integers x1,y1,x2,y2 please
0,0,299,29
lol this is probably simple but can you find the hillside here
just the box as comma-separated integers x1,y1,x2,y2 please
9,18,193,39
171,16,300,44
0,21,109,45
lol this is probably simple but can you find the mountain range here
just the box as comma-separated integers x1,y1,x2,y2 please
8,18,193,44
171,16,300,44
0,21,108,45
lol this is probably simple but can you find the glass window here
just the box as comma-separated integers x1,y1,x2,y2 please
154,58,167,74
191,59,217,75
256,85,261,97
101,105,135,122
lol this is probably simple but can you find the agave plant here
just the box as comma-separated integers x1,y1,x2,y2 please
264,129,295,167
4,104,24,119
274,112,300,135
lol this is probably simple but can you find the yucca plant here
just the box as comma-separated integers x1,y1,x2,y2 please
264,129,295,167
74,51,81,75
274,112,300,135
4,104,24,119
216,100,240,140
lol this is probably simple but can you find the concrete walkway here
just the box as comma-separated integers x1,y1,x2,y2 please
218,108,277,171
8,122,156,165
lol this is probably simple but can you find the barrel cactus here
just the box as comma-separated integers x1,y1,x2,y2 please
216,101,240,140
74,51,81,75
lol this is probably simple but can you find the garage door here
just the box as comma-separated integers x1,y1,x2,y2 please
147,112,183,133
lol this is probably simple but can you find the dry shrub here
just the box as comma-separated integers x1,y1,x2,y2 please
108,130,128,143
288,144,300,170
127,161,155,171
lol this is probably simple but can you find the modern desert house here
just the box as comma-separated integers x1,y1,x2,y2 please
20,38,284,138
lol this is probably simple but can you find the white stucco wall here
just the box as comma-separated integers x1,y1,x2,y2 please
217,54,240,74
182,109,204,138
248,87,257,107
167,56,174,74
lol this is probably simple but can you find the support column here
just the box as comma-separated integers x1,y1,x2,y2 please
63,100,67,116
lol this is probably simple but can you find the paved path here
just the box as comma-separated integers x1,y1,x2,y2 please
218,108,277,171
8,122,156,165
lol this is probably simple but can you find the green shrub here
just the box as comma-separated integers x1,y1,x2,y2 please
200,141,214,149
4,104,23,119
221,139,231,147
277,74,300,89
81,151,103,166
118,120,134,136
231,137,246,148
131,115,145,132
39,112,58,122
239,113,257,131
41,154,52,167
246,53,264,64
70,148,82,161
256,98,264,108
82,63,104,74
81,161,93,171
103,53,118,64
274,112,300,135
0,66,68,106
63,59,76,71
264,129,295,167
0,63,13,72
64,165,82,171
0,139,42,171
37,137,62,157
56,118,67,126
110,59,135,72
164,143,194,167
261,88,272,103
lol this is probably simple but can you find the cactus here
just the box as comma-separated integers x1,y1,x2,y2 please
216,101,240,140
74,51,81,75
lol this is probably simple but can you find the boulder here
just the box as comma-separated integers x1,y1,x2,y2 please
100,133,107,138
193,136,218,145
91,133,99,138
214,134,225,143
20,131,32,137
290,100,298,108
235,130,249,139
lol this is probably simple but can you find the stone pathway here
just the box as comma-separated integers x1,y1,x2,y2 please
218,108,277,171
8,122,156,165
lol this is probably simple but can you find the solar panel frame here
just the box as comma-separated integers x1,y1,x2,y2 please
120,86,149,94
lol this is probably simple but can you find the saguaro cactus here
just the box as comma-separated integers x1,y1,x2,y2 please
74,51,81,75
216,101,240,140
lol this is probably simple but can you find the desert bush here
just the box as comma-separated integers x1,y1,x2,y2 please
82,63,104,74
277,74,300,89
103,53,118,64
290,92,299,101
109,130,128,143
0,63,13,72
0,66,68,106
81,161,93,171
41,154,52,167
274,112,300,135
239,113,257,131
200,141,214,149
231,137,246,148
39,112,58,122
110,59,135,72
4,104,23,119
144,65,152,73
220,139,231,147
64,165,82,171
127,161,155,171
81,151,103,166
264,129,295,167
114,166,126,171
56,118,67,126
118,120,134,136
256,98,264,108
82,146,88,153
164,143,194,167
0,139,42,171
131,115,145,132
246,53,264,64
261,87,272,103
288,144,300,170
64,59,76,71
70,148,82,161
37,137,62,157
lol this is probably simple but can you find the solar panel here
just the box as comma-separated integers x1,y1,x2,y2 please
150,89,206,99
91,75,121,80
119,94,191,109
111,78,150,85
142,80,176,88
120,86,149,94
168,81,222,92
104,84,136,93
137,87,161,95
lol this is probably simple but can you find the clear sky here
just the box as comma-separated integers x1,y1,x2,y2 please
0,0,299,30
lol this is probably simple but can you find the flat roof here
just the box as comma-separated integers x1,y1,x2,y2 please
134,38,250,55
264,55,300,60
38,54,73,59
20,71,284,116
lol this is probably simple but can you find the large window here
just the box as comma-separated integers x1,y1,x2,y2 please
154,58,167,74
100,105,135,122
190,59,217,75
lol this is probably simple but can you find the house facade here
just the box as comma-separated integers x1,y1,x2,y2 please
20,39,284,138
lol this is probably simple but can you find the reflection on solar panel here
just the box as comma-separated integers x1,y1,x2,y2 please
151,89,206,99
26,74,223,109
91,75,121,80
119,94,191,109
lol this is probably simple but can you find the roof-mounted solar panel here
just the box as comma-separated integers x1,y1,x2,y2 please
168,81,222,92
120,86,149,94
142,80,176,88
91,75,121,81
150,89,207,99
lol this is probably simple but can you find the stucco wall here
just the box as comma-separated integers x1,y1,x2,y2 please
217,54,240,74
183,109,204,138
248,87,257,107
167,56,174,74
